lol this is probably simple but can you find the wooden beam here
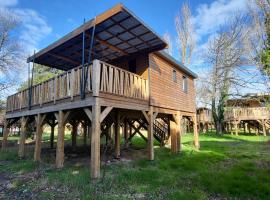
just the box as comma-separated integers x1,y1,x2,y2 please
96,37,128,56
147,106,154,160
1,120,10,152
100,106,113,123
84,108,93,122
18,116,29,158
91,97,101,179
34,113,46,162
142,110,149,124
48,53,80,66
192,115,200,149
56,110,66,168
114,110,120,159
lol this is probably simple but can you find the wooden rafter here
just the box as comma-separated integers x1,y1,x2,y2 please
95,36,128,56
48,53,80,66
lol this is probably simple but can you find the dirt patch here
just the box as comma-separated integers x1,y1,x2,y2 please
254,160,270,169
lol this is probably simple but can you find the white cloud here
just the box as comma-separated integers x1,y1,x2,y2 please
192,0,248,42
0,0,52,96
0,0,17,7
13,8,52,53
190,0,248,67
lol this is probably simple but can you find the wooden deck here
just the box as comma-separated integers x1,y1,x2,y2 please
6,60,149,118
224,107,270,121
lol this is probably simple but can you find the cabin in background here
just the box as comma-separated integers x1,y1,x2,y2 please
196,107,213,133
1,4,199,179
224,93,270,136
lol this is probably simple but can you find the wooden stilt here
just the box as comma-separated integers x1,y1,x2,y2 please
234,122,239,136
34,114,46,162
48,119,57,149
91,97,101,178
1,120,10,152
170,117,177,153
114,110,120,159
50,122,55,149
83,122,87,146
18,117,28,158
192,115,200,149
71,121,78,149
55,110,70,168
262,120,267,137
147,106,154,160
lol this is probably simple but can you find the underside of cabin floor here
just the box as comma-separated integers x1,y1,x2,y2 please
2,99,199,179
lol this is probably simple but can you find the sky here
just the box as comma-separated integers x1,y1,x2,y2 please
0,0,268,97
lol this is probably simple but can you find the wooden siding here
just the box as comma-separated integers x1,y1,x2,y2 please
149,53,196,113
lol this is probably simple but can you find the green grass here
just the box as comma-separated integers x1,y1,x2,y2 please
0,133,270,199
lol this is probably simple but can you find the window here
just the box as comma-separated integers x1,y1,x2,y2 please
182,76,188,93
172,69,177,82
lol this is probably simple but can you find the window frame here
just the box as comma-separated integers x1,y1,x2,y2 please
182,75,188,93
172,69,177,83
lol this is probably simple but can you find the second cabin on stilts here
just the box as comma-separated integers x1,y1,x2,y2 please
2,4,199,179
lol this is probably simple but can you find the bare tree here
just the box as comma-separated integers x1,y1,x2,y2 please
200,15,251,134
247,0,270,75
175,2,195,66
0,9,23,95
163,32,173,56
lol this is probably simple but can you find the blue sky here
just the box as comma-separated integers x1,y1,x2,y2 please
0,0,268,96
0,0,247,61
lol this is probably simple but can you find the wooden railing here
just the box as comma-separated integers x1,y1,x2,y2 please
224,107,270,121
197,113,212,123
6,60,149,112
98,61,149,99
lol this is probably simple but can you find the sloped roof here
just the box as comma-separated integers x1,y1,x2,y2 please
155,51,198,78
27,4,167,71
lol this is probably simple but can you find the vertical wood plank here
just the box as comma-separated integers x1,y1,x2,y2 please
92,60,101,97
34,114,44,162
91,97,101,178
147,106,154,160
56,110,65,168
114,110,120,158
18,117,28,158
1,121,9,152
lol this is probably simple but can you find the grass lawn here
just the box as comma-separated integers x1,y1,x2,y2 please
0,133,269,199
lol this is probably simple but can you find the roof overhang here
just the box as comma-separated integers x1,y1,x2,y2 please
27,4,167,71
155,51,198,79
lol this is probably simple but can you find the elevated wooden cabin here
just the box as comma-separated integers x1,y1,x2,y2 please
1,4,199,179
196,107,213,133
224,93,270,136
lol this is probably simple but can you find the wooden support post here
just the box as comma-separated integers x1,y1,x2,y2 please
55,110,70,168
34,114,46,162
83,122,87,146
170,112,182,153
1,120,10,152
262,120,267,137
71,122,78,149
124,119,128,141
91,97,101,178
170,118,177,153
234,122,239,136
176,112,182,152
114,110,120,159
147,106,154,160
192,115,200,149
18,117,28,158
50,122,55,149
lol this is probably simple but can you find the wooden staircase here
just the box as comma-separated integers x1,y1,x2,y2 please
137,118,169,145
